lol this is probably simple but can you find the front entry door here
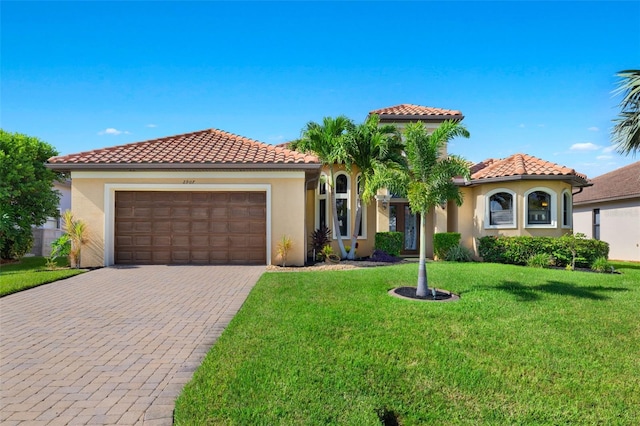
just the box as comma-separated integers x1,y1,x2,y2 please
389,203,420,255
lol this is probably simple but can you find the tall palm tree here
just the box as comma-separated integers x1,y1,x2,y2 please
342,114,407,259
403,120,470,297
290,116,352,258
612,69,640,155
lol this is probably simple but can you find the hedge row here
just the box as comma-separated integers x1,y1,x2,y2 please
433,232,461,260
374,232,403,256
477,234,609,268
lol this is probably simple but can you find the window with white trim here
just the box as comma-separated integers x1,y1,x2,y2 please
356,174,366,238
525,188,557,227
55,208,62,230
562,190,572,228
316,174,328,230
593,209,600,240
485,189,516,228
334,173,350,238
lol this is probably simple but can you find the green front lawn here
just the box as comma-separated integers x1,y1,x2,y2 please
175,261,639,425
0,256,85,297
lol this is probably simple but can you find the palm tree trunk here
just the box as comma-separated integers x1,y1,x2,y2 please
416,211,428,297
329,181,347,259
348,195,362,260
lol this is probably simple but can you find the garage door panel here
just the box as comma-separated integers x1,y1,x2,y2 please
134,251,152,262
116,235,133,246
173,235,190,246
134,222,152,233
228,222,248,233
173,207,190,218
211,207,228,219
192,207,209,218
210,236,228,248
191,235,209,246
172,222,190,233
135,236,152,246
248,236,266,247
210,222,228,233
173,193,192,203
191,222,209,233
154,207,171,217
115,191,266,265
230,206,250,217
116,222,134,233
153,235,171,246
116,207,135,218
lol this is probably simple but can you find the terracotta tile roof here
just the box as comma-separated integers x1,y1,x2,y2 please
573,161,640,204
47,128,319,168
470,153,588,184
370,103,463,119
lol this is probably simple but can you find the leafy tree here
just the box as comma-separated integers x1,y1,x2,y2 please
403,121,470,297
612,69,640,155
290,116,352,258
342,114,407,259
0,130,62,259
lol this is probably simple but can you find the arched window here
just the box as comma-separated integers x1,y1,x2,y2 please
315,174,328,230
562,190,572,228
485,189,516,228
334,172,350,238
356,174,366,238
525,188,557,227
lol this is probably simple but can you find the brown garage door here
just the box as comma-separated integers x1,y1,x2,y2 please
115,191,266,265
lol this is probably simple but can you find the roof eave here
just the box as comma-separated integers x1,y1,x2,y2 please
45,162,323,172
459,174,590,187
573,193,640,205
377,114,464,122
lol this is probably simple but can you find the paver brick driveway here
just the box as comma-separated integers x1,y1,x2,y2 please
1,265,264,425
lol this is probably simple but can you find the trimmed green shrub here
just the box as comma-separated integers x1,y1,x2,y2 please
375,232,403,256
445,245,473,262
478,235,609,268
527,253,552,268
434,232,461,260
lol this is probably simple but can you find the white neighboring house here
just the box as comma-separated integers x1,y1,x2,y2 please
29,180,71,256
572,161,640,262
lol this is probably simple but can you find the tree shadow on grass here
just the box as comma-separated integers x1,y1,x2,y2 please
496,280,630,302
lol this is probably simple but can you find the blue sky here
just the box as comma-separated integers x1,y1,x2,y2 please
2,1,639,179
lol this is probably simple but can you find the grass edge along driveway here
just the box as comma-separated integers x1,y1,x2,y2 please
0,257,85,297
175,261,640,425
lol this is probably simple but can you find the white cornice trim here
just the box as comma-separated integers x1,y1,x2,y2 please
73,170,305,179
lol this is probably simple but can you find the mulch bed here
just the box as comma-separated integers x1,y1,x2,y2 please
389,286,460,302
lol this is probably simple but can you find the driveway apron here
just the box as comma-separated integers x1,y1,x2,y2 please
0,265,264,425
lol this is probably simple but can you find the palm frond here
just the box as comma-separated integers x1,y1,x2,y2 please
612,69,640,156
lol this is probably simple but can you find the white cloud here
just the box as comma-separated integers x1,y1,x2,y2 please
98,128,130,136
146,124,157,128
596,155,613,160
518,123,525,128
602,145,616,153
569,142,600,152
587,126,599,132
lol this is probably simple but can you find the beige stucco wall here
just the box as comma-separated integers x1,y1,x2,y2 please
573,198,640,261
455,180,575,256
70,170,310,267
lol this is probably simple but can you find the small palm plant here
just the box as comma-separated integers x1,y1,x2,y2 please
276,235,293,267
61,210,89,268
